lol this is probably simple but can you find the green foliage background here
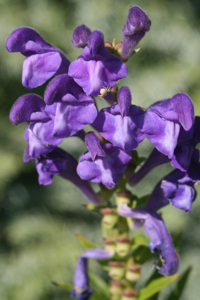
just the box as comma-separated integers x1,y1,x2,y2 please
0,0,200,299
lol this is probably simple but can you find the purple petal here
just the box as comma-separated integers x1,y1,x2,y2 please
118,86,132,117
22,52,62,89
88,30,104,56
143,111,180,158
92,104,145,152
149,93,194,131
44,74,82,105
52,96,97,138
68,46,127,96
72,24,92,48
171,142,194,172
121,6,151,60
9,94,45,125
6,27,53,55
161,180,196,212
77,144,132,188
85,132,106,160
74,249,114,290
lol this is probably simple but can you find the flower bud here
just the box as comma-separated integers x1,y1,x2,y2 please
100,208,119,229
108,261,125,280
121,287,137,300
125,258,141,282
102,238,116,252
109,280,123,300
116,191,131,206
115,233,131,257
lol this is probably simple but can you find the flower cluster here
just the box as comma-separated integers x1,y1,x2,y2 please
7,5,200,300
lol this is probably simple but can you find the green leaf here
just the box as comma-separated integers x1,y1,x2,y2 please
132,150,140,165
143,269,162,300
132,245,152,264
52,281,73,291
137,274,179,300
75,234,98,249
136,194,150,207
89,270,110,300
132,235,150,248
165,266,192,300
173,232,182,253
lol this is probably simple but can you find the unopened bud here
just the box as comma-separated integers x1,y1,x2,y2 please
102,238,116,252
109,280,123,300
116,191,131,206
114,41,123,55
115,233,131,257
121,287,137,300
101,208,119,229
125,258,141,282
108,261,125,280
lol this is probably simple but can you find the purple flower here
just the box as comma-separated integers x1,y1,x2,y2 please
10,93,63,158
71,248,114,299
171,116,200,171
25,147,102,205
72,24,92,48
68,30,128,96
129,116,198,186
93,87,145,151
146,153,200,212
6,27,70,89
118,204,179,276
121,6,151,61
44,74,98,138
77,132,132,188
34,147,68,185
143,93,194,158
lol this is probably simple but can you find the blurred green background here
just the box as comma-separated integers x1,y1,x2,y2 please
1,0,200,299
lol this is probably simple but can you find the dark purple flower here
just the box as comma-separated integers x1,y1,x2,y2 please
121,6,151,61
10,93,63,158
71,248,114,299
93,87,145,151
143,93,194,158
146,154,200,212
25,147,103,205
72,24,92,48
6,27,70,89
68,30,128,96
118,204,179,276
35,147,68,185
171,116,200,171
77,132,132,188
44,74,98,138
129,116,198,186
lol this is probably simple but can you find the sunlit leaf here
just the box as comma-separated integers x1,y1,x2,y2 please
52,281,73,291
132,235,150,247
137,274,179,300
143,269,162,300
75,234,98,249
